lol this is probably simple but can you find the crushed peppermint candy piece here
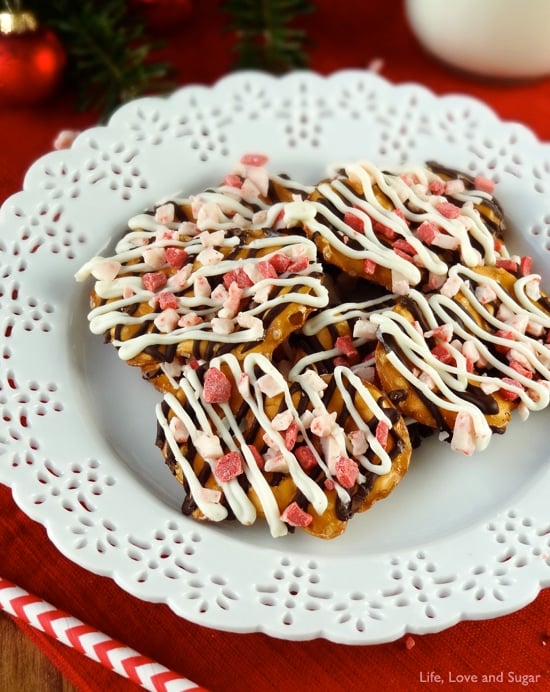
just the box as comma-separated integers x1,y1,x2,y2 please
90,259,121,282
211,317,235,335
142,246,166,269
218,282,243,319
154,308,179,333
178,313,202,328
445,179,465,196
299,369,328,394
155,203,175,224
348,429,368,456
236,312,263,337
353,318,378,340
193,274,211,298
53,129,80,150
195,487,222,504
245,165,269,197
199,229,225,248
450,410,476,456
272,410,294,431
169,416,189,443
257,373,284,397
344,210,365,233
310,410,337,438
196,247,224,265
223,173,243,188
264,451,289,473
195,431,223,460
415,220,439,245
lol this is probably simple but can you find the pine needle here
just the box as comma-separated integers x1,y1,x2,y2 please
23,0,174,119
222,0,315,73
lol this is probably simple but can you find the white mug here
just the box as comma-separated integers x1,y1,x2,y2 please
405,0,550,80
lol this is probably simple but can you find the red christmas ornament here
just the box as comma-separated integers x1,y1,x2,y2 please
129,0,193,33
0,10,66,105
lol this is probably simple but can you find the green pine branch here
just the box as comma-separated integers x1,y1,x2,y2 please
21,0,174,119
223,0,315,73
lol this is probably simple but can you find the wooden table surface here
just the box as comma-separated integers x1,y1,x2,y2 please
0,611,79,692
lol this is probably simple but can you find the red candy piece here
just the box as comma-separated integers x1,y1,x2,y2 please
393,238,417,255
240,153,268,167
372,217,397,241
520,256,533,276
431,344,455,366
223,267,253,289
247,444,265,470
474,175,496,194
142,271,167,292
496,258,518,273
256,260,278,280
223,174,243,188
436,201,461,219
214,451,243,482
281,501,313,527
344,210,365,233
203,367,232,404
363,258,377,275
268,252,291,274
509,360,533,379
500,378,523,401
416,221,438,245
335,456,359,489
428,179,446,195
494,329,514,354
287,256,309,274
158,291,178,310
375,420,389,449
335,335,358,358
165,247,188,269
295,445,317,471
284,422,299,450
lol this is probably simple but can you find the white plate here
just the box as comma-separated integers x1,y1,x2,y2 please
1,70,549,645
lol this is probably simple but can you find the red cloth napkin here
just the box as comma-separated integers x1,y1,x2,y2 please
1,2,549,690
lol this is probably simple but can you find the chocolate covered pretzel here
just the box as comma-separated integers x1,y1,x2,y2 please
288,160,507,295
373,264,550,454
155,353,412,538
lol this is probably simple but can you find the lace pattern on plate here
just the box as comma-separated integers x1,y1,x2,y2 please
1,70,549,644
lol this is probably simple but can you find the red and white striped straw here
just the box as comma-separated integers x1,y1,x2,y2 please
0,577,209,692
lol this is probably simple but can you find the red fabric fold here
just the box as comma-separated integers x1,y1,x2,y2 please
1,2,549,690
